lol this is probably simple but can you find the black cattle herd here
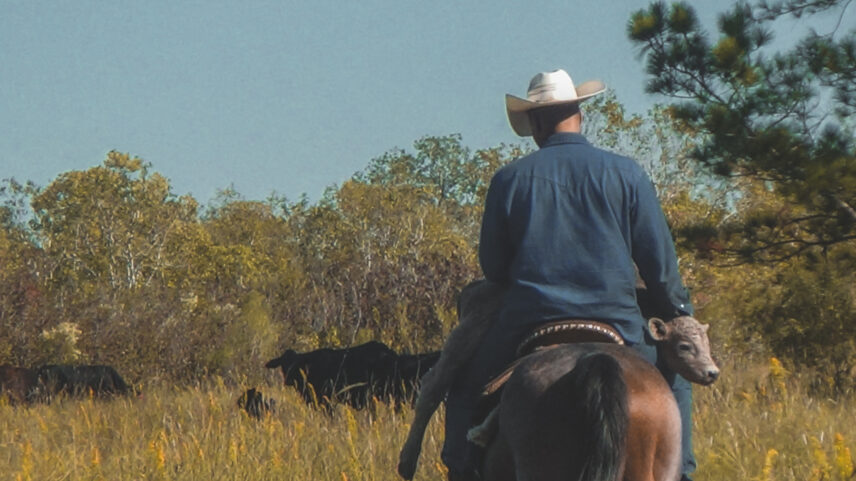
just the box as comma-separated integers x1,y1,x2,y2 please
0,341,440,419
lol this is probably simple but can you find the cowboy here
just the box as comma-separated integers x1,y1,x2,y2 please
441,69,697,481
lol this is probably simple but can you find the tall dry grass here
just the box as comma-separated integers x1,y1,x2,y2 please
1,357,853,480
694,357,855,481
0,378,448,481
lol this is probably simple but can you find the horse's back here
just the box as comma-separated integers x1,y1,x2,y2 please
491,343,681,481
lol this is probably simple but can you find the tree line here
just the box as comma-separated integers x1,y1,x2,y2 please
1,0,853,389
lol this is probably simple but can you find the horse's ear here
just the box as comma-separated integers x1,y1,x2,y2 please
648,317,669,341
702,323,710,332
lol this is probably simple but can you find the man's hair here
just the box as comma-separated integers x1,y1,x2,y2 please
528,103,581,133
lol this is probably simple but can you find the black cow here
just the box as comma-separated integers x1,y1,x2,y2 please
0,365,41,405
37,364,131,398
266,341,441,409
265,340,399,409
237,387,276,419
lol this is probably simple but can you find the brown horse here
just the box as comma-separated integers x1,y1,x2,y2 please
475,316,719,481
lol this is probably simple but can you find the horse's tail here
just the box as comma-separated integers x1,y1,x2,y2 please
569,352,628,481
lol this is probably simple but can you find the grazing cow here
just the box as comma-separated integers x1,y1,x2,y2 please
266,341,439,409
238,387,276,419
37,364,131,398
0,365,41,405
265,340,399,409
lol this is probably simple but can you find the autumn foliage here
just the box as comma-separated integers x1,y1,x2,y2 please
2,94,855,389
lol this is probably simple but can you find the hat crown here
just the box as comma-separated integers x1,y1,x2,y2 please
526,69,578,103
505,68,605,137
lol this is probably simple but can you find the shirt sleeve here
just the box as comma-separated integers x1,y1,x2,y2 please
478,173,513,282
630,172,693,318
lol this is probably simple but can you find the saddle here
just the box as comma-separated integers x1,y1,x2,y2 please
482,319,624,397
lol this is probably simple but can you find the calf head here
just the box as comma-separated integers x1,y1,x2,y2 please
648,316,720,385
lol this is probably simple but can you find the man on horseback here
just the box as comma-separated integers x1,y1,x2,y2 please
442,69,697,481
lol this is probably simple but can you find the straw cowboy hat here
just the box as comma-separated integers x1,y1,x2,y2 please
506,69,606,136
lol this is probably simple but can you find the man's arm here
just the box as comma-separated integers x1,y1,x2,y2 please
478,174,513,282
630,173,693,318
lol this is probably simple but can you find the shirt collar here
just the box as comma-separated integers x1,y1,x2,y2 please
541,132,589,148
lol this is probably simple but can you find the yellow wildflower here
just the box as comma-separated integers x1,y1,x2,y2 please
769,357,786,378
91,446,101,468
834,433,854,480
809,436,831,481
761,448,778,481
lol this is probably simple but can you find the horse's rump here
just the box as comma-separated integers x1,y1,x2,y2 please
485,343,682,481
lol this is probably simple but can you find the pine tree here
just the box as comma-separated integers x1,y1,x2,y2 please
629,0,856,262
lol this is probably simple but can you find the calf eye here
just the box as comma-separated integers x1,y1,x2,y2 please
679,344,693,352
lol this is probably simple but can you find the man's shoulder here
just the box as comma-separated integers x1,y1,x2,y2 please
492,152,532,178
581,143,643,170
492,140,647,182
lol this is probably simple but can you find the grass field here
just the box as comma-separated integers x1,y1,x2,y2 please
1,357,853,481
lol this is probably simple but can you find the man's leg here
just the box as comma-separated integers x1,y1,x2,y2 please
668,373,696,479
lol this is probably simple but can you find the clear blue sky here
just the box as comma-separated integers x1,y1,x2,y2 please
0,1,843,203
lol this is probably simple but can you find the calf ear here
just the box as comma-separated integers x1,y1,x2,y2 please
648,317,669,341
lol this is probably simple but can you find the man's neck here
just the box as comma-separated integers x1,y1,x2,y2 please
554,115,582,134
533,112,582,147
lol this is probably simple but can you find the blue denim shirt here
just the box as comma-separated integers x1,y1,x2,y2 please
479,132,692,345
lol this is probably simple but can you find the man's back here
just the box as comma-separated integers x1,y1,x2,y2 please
479,132,690,345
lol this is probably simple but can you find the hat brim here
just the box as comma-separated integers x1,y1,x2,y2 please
505,80,606,137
